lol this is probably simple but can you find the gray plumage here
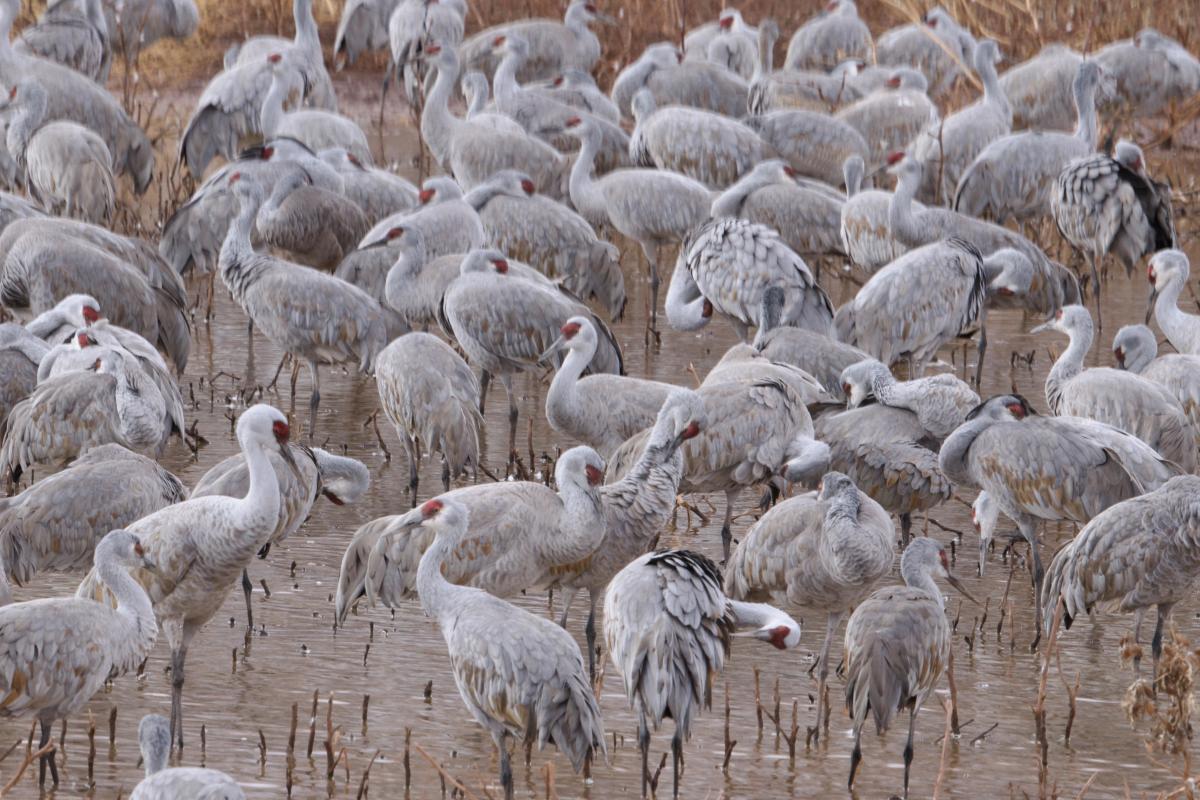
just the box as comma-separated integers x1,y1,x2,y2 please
1033,306,1196,472
1114,323,1200,449
370,227,461,331
255,168,370,271
319,147,419,226
1094,29,1200,119
690,9,757,80
611,43,749,121
998,44,1085,131
224,0,335,109
259,55,371,163
748,19,862,115
101,0,198,66
751,289,869,399
840,358,979,440
131,714,245,799
458,0,609,84
333,0,400,68
744,111,869,188
1148,250,1200,356
784,0,873,73
0,323,46,432
835,70,938,171
876,7,978,97
14,0,108,82
390,0,466,98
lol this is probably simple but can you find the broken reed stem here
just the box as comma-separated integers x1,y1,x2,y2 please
542,761,558,800
287,702,298,798
1054,639,1081,748
258,729,267,769
362,694,370,734
108,707,118,755
1035,598,1065,797
947,647,962,735
87,712,96,787
753,667,763,738
0,740,53,795
411,741,482,800
404,728,412,791
356,749,380,799
932,697,955,800
722,682,736,774
307,689,319,759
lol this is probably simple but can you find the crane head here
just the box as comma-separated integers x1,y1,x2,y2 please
520,178,535,195
885,74,902,89
81,304,100,324
418,187,436,204
718,14,733,29
564,116,583,129
272,419,290,445
492,34,506,48
77,332,98,348
490,258,508,274
424,43,442,57
560,320,582,339
585,464,604,486
267,52,283,65
701,299,713,319
886,151,905,166
387,226,405,241
421,498,444,519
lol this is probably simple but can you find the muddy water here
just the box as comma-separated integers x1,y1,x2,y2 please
2,93,1198,799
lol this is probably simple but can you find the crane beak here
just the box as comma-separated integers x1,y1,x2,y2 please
1029,320,1053,334
593,10,617,24
538,334,566,362
278,441,303,480
945,573,978,604
140,555,161,577
1145,285,1157,325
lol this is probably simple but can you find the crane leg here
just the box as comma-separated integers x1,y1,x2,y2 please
495,731,514,800
812,611,842,743
441,459,451,493
975,321,987,389
671,726,684,799
37,718,57,786
501,374,518,452
902,707,917,800
1089,254,1103,330
1152,603,1174,683
585,593,598,680
307,359,321,423
638,711,650,798
169,640,189,751
847,723,863,790
900,513,912,547
478,370,491,414
403,437,419,507
720,489,739,564
1021,519,1045,643
639,240,661,340
288,357,301,401
557,587,577,628
242,567,254,631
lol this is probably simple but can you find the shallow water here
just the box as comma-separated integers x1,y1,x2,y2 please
2,92,1199,800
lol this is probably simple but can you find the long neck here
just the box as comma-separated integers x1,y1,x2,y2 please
220,198,261,293
869,370,901,408
293,0,317,47
543,480,603,565
421,59,463,166
712,173,770,218
978,54,1007,115
241,440,284,543
1072,81,1098,148
1045,327,1090,413
1155,276,1195,350
568,131,607,223
888,168,925,246
96,552,156,667
820,489,875,582
938,416,993,486
463,181,508,211
493,53,520,106
664,256,709,330
727,600,782,630
384,242,426,313
260,73,289,137
753,26,776,80
416,536,460,623
546,343,593,421
8,93,45,161
900,562,943,607
564,4,588,35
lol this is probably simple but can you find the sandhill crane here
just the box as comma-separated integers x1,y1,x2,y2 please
319,147,419,225
547,389,704,673
608,375,830,561
1148,250,1200,355
260,54,371,163
388,0,466,98
255,167,370,271
909,40,1011,204
421,44,568,198
711,160,846,259
751,288,869,399
0,528,156,786
407,497,606,800
605,548,799,798
747,19,862,114
835,70,938,170
1,80,114,224
224,0,335,110
611,42,749,121
841,359,980,440
526,68,619,123
441,249,622,438
221,172,386,416
785,0,873,72
0,3,154,193
191,443,368,628
370,227,461,330
335,446,607,628
1113,324,1200,442
1115,140,1176,249
666,217,834,340
77,404,299,749
376,332,481,499
702,10,758,80
458,0,613,84
564,114,710,332
939,394,1178,630
973,490,1000,575
1032,305,1196,471
630,89,773,189
1042,475,1200,676
954,61,1105,226
999,44,1085,131
0,324,44,431
701,349,833,404
15,0,108,81
877,7,978,97
813,399,951,545
727,472,893,737
542,316,677,456
682,8,751,59
1094,29,1200,119
101,0,198,67
1052,147,1176,320
2,349,171,481
131,714,245,800
356,176,485,258
834,237,986,378
744,111,868,189
333,0,399,69
843,537,974,798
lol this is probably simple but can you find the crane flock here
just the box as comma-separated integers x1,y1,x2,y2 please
0,0,1191,797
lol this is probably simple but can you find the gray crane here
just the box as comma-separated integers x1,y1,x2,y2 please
222,172,386,417
224,0,335,110
998,44,1085,131
785,0,873,72
605,548,799,798
131,714,245,799
909,40,1011,205
370,226,461,331
541,316,678,456
0,529,156,786
835,69,938,171
1042,475,1200,676
356,176,485,258
630,89,773,189
458,0,613,84
748,19,862,115
834,237,986,378
939,394,1179,630
840,358,980,440
0,323,45,432
1052,147,1176,321
666,216,833,340
409,497,606,800
1148,250,1200,355
524,68,619,123
876,7,978,97
726,472,894,739
744,111,868,189
319,147,419,225
1113,323,1200,444
76,404,299,749
843,537,974,799
255,167,369,271
333,0,400,69
260,54,371,163
954,61,1105,226
682,8,753,61
701,9,758,80
420,44,568,198
14,0,108,81
388,0,466,98
564,114,711,332
973,490,1000,575
375,331,481,499
1032,305,1196,471
611,43,749,121
0,444,183,592
99,0,198,68
711,160,847,260
1094,29,1200,120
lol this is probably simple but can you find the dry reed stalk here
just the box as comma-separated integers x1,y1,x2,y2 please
411,741,483,800
932,696,955,800
0,738,53,796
